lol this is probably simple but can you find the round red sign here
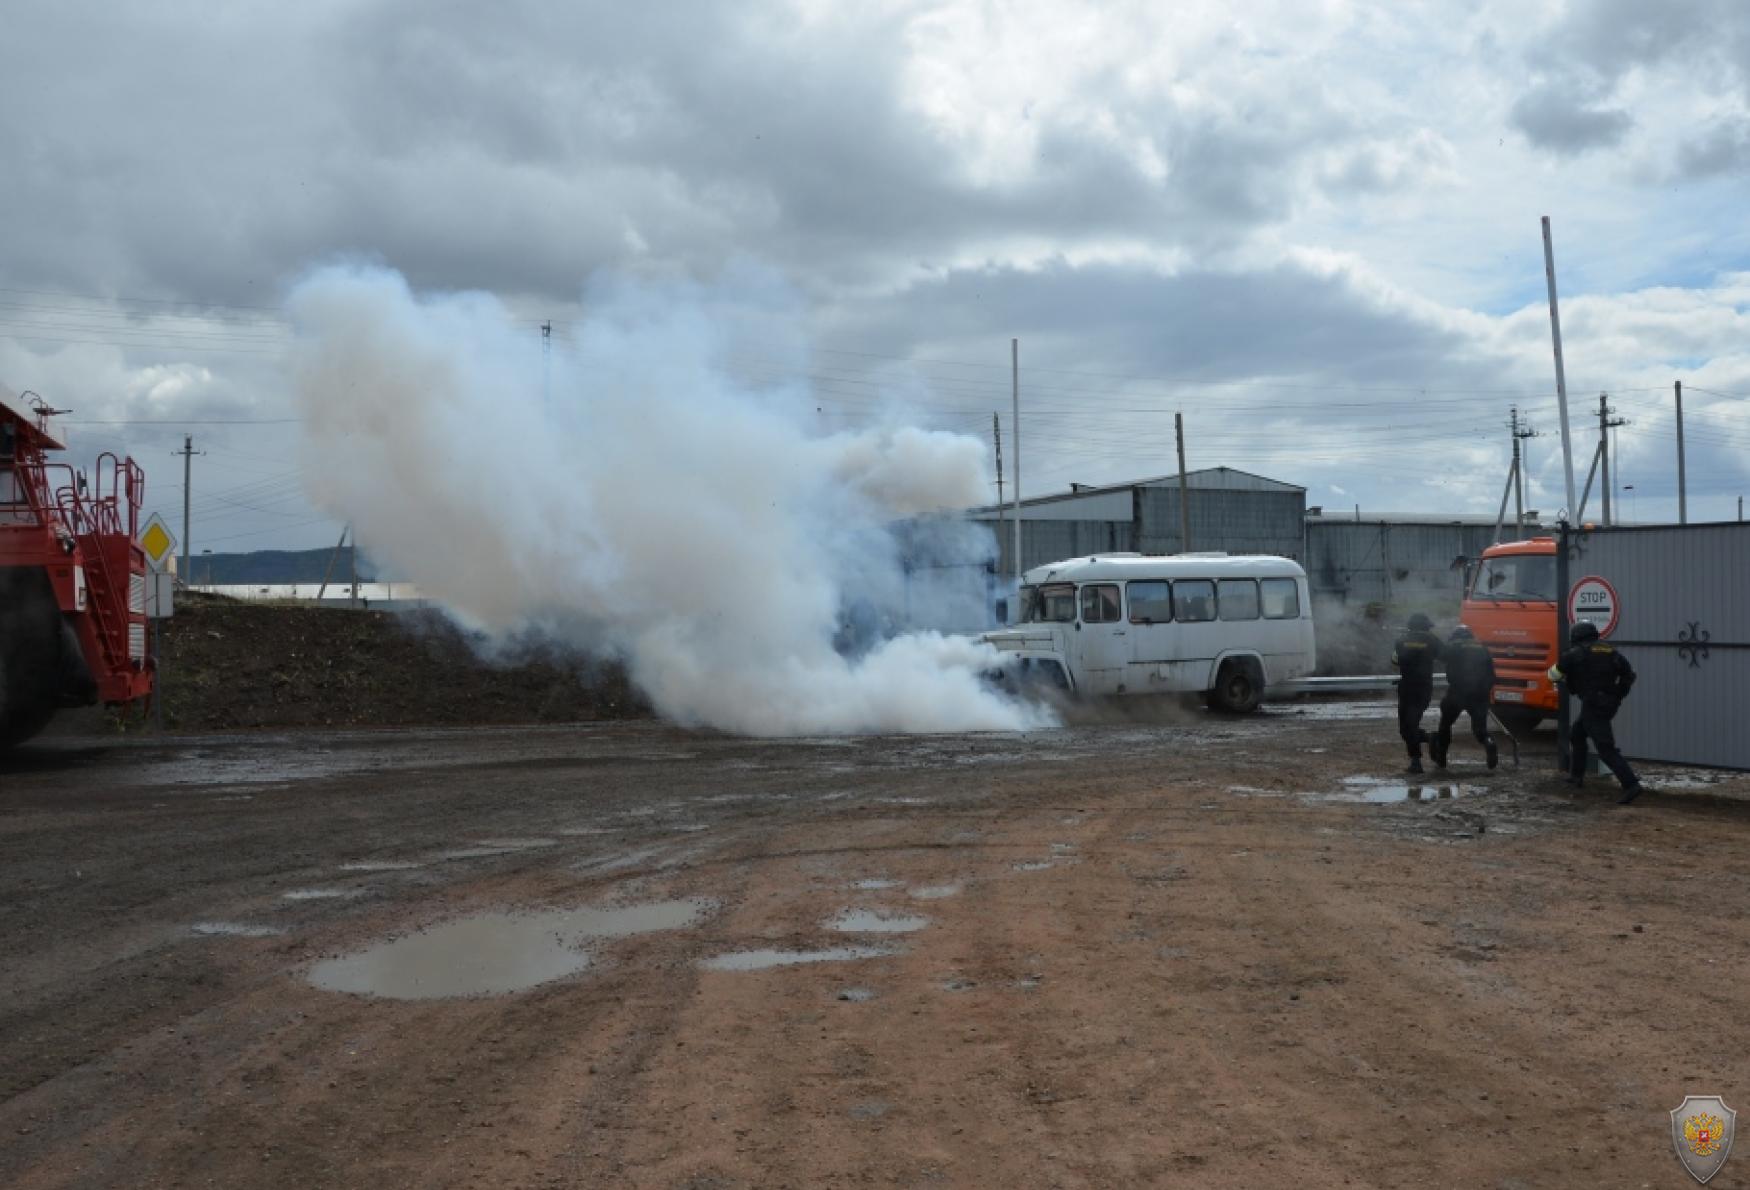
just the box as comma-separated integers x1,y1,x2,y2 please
1567,575,1620,638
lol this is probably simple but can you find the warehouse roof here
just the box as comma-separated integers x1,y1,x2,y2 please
967,466,1302,517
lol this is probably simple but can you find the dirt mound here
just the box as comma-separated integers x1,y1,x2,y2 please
113,595,644,732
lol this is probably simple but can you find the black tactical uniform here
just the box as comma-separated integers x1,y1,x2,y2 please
1391,613,1443,773
1432,625,1498,770
1550,621,1643,803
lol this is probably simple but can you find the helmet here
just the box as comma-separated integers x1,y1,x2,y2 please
1407,613,1433,631
1450,624,1474,642
1570,620,1600,644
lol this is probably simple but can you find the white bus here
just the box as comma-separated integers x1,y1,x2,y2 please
983,553,1316,712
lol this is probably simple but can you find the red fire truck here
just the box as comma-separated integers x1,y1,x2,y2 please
0,388,153,747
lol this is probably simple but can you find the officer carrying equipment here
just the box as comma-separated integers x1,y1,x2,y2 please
1432,624,1498,770
1391,612,1443,774
1548,620,1644,804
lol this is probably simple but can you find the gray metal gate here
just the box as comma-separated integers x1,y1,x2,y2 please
1563,522,1750,770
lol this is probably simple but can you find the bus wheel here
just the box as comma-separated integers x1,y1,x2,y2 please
1206,660,1262,714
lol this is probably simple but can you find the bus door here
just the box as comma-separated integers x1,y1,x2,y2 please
1073,582,1128,694
1123,579,1188,692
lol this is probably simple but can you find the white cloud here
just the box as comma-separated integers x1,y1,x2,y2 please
2,0,1749,545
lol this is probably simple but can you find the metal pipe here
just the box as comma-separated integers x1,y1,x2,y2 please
1010,338,1020,588
1675,380,1688,524
1175,411,1191,552
1555,521,1572,773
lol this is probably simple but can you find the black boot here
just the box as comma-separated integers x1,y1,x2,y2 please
1485,740,1499,771
1408,757,1424,775
1618,782,1643,805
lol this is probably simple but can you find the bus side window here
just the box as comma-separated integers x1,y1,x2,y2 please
1218,579,1260,621
1174,579,1215,623
1261,578,1300,619
1080,583,1121,624
1127,580,1172,624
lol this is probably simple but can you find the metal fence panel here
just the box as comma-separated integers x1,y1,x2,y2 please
1572,523,1750,770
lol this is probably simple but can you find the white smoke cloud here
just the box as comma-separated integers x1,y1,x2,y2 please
285,264,1051,735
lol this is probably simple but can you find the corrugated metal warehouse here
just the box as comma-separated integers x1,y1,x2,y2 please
967,468,1307,575
948,470,1561,673
1303,512,1552,611
966,471,1545,616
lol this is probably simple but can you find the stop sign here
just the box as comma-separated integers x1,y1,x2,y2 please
1567,575,1620,638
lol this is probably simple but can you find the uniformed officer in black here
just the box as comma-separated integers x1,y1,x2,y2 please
1548,621,1644,804
1390,612,1443,774
1431,624,1498,770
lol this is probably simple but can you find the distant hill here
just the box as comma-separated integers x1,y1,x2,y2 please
190,546,384,586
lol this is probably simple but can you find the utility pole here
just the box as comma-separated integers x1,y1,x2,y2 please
1597,393,1627,526
992,413,1005,569
173,435,203,585
1494,409,1537,544
1542,217,1578,519
1010,338,1021,588
1175,411,1192,552
1511,408,1523,538
1675,380,1688,524
316,523,349,602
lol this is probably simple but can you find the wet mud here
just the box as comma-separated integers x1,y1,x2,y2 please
5,711,1750,1188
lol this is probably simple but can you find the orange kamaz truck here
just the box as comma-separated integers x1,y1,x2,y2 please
1460,536,1558,730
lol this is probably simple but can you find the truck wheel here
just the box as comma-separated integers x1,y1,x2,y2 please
1206,660,1262,714
0,702,56,749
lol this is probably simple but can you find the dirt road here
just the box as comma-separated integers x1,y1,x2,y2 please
4,705,1748,1188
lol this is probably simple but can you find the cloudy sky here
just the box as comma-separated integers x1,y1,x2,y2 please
3,0,1748,557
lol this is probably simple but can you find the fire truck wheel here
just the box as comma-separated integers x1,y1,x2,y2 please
0,701,56,749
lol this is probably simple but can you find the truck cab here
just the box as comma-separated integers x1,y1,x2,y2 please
1461,537,1558,726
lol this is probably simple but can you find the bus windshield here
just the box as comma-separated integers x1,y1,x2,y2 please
1471,554,1557,602
1021,583,1077,623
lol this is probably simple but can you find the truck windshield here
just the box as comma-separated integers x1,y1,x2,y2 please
1471,554,1556,602
1021,583,1076,623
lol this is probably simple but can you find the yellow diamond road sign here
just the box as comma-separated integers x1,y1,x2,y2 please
139,514,176,571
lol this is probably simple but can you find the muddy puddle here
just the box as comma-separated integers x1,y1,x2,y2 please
192,921,283,937
308,897,715,999
699,946,898,972
1264,699,1395,722
908,884,961,900
1319,776,1479,803
130,746,374,788
826,909,930,934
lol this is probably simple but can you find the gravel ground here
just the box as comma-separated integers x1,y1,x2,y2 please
3,702,1748,1188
